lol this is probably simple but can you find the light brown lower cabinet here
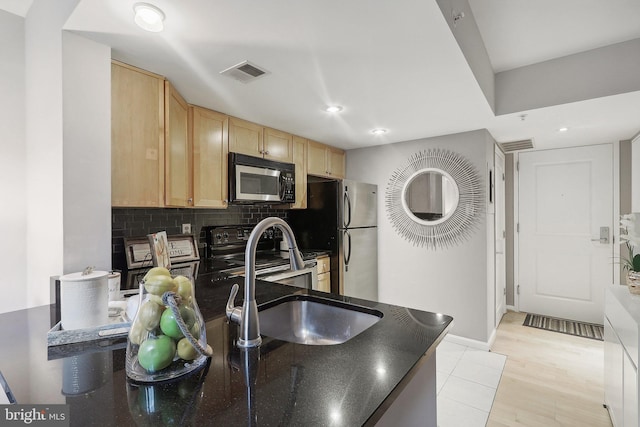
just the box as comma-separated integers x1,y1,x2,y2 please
316,255,331,293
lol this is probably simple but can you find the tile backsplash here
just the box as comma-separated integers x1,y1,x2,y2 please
112,205,289,270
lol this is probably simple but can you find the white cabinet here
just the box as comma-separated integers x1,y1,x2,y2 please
606,316,625,426
625,351,638,427
605,286,640,427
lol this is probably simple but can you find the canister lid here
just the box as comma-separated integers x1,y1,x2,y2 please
60,270,108,282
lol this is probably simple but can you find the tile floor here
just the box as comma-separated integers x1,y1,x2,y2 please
436,339,507,427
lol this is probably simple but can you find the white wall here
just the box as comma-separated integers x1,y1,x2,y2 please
0,0,112,314
496,39,640,115
62,32,111,273
436,0,495,112
347,129,493,342
0,11,27,314
633,134,640,211
484,133,496,340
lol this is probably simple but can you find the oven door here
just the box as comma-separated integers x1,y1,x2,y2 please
258,264,318,290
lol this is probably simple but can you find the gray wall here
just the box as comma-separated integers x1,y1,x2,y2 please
347,129,493,343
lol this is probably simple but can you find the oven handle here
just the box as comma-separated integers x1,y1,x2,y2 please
257,263,317,283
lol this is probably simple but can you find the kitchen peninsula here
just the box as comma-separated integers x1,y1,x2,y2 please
0,274,452,426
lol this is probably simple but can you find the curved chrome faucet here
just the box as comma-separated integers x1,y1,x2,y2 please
226,217,305,348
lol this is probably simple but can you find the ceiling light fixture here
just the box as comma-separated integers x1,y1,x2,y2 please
558,127,569,132
325,106,343,113
371,128,388,135
133,3,165,32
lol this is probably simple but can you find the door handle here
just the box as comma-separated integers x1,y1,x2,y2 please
591,226,609,244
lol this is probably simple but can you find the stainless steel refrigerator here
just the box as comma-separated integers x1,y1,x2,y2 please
289,179,378,301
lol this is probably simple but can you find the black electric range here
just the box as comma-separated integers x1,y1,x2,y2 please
203,224,318,281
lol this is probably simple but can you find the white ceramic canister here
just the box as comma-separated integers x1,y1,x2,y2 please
60,270,109,330
108,271,121,301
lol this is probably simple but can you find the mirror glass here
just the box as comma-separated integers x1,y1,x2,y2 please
402,169,459,224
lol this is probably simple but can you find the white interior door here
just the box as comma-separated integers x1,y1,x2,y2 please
518,144,613,324
495,150,506,326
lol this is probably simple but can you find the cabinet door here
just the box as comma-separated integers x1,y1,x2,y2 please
229,117,263,157
263,127,293,162
328,147,346,179
111,62,165,207
307,140,329,177
191,107,229,208
165,81,190,207
291,135,307,209
624,351,638,427
317,273,331,293
605,317,624,427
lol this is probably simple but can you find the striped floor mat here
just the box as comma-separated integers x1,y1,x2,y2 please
523,313,604,341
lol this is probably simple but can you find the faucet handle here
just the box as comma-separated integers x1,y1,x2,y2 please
226,283,242,324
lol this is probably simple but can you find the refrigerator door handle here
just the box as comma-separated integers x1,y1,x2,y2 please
344,229,352,271
344,190,352,228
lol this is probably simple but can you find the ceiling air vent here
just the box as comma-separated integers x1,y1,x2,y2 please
220,60,270,84
500,139,534,153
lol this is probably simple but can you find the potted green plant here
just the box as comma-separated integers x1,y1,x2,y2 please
621,213,640,293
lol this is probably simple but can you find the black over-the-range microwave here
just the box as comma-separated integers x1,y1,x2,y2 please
228,153,295,204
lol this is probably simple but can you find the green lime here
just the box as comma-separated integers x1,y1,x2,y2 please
173,275,192,301
138,300,165,331
128,320,147,345
137,335,176,372
190,321,201,340
144,274,177,296
143,267,171,281
160,306,195,339
177,338,199,361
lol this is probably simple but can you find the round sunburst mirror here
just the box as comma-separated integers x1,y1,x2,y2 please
386,149,483,249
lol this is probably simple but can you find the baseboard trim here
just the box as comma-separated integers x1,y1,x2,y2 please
444,332,495,352
506,305,517,311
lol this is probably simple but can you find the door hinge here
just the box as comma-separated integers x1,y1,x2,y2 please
517,223,520,233
516,161,519,172
502,173,505,181
517,285,520,295
503,230,506,238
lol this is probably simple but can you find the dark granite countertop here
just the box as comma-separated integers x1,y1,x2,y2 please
0,273,452,426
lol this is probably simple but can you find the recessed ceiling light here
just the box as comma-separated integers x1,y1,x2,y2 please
325,105,343,113
558,127,569,132
371,128,388,135
133,3,165,32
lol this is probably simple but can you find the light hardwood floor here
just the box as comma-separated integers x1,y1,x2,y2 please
487,311,613,427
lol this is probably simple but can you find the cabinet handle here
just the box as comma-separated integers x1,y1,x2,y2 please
263,150,269,155
187,198,193,204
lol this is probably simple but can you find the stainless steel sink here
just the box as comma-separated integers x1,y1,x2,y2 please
258,295,383,345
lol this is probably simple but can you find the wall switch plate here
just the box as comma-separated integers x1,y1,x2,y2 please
182,223,192,234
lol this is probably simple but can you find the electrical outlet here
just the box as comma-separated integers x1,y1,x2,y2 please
181,223,192,234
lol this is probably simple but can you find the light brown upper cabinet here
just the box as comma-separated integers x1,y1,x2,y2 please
111,61,165,207
190,106,229,208
229,117,293,163
164,81,190,207
291,136,308,209
263,127,294,163
307,140,346,179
